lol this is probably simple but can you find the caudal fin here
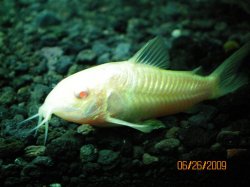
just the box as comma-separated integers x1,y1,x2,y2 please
210,41,250,98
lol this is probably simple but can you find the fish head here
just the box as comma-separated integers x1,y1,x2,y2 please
39,70,107,126
20,67,109,145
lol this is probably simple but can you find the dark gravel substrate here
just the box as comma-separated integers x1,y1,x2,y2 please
1,0,250,186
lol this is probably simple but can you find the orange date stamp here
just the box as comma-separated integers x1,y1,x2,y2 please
177,161,227,171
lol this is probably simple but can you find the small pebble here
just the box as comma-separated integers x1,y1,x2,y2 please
35,10,61,27
0,87,15,105
165,127,180,139
223,40,240,52
154,138,180,152
142,153,159,165
80,144,97,163
77,124,95,135
97,149,119,165
24,145,46,157
113,42,131,60
76,49,96,63
171,29,182,38
216,130,240,147
49,184,61,187
32,156,53,167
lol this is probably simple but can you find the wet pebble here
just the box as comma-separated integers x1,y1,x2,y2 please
92,41,109,56
127,18,148,38
56,56,73,74
21,157,53,179
216,130,241,147
165,1,187,18
49,183,62,187
0,87,15,105
32,156,53,167
46,133,81,161
165,127,180,139
0,67,8,80
21,163,41,178
97,149,119,166
0,105,8,119
12,74,32,88
77,124,95,135
40,47,63,72
113,42,131,60
171,29,182,38
82,24,102,40
30,84,50,102
35,10,61,27
67,64,82,75
210,143,224,153
32,60,47,74
154,138,180,152
223,40,240,52
76,49,96,64
188,105,217,128
14,157,28,167
24,145,46,157
142,153,159,165
97,53,110,64
80,144,98,163
15,63,29,73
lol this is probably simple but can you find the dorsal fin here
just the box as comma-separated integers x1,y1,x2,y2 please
129,36,170,69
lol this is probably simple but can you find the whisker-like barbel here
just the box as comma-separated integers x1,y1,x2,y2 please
18,113,39,125
28,118,48,133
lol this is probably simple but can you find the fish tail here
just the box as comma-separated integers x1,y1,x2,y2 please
209,41,250,98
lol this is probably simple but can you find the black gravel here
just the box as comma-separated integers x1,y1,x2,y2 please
1,0,250,186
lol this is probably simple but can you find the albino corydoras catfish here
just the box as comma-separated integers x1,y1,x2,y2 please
21,37,249,143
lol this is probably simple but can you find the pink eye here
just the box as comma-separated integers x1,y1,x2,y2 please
75,90,88,99
79,91,88,98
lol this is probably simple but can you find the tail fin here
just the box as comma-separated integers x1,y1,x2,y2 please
210,41,250,98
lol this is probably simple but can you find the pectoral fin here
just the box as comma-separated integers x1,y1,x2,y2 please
106,117,165,133
83,99,99,118
107,90,125,116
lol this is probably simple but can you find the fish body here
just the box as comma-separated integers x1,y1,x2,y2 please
40,60,215,126
22,37,249,143
94,61,215,122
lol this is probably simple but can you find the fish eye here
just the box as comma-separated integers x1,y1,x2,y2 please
74,89,89,99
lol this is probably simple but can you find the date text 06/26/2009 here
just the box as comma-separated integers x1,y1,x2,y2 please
177,161,227,171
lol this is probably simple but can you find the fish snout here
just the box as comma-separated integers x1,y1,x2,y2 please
38,104,52,121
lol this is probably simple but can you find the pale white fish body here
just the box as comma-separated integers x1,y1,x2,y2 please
21,37,249,144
